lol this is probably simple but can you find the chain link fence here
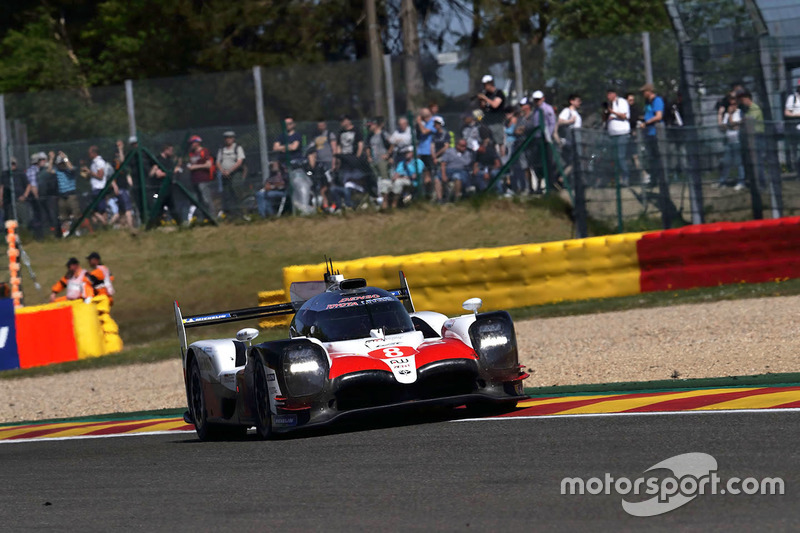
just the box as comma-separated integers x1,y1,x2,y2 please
0,8,798,238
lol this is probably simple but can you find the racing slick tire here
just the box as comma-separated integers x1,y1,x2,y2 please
253,357,273,440
188,357,247,441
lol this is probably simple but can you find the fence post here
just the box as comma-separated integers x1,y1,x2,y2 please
0,95,7,175
512,43,524,103
642,32,654,86
741,115,763,220
253,66,270,182
124,80,137,140
766,123,783,219
572,128,588,238
384,54,396,132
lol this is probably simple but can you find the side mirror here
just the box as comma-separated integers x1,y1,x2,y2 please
236,328,259,343
462,297,483,315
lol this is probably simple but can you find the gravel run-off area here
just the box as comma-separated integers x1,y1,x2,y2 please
1,295,799,423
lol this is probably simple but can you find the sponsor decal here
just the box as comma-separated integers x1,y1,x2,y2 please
273,414,298,426
184,313,232,324
266,373,276,382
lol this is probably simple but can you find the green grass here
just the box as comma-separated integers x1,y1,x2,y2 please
7,196,800,380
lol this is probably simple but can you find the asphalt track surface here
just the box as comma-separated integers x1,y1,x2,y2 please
0,409,797,531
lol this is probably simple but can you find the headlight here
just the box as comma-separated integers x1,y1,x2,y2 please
469,312,518,371
282,344,327,397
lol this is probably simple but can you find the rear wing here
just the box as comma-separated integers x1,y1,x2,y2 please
173,271,415,355
174,299,296,358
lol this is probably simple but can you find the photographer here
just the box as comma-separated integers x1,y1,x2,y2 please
476,75,506,151
48,150,80,237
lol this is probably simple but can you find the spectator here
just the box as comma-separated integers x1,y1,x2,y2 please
557,94,582,176
439,139,474,201
49,257,94,302
477,74,506,151
273,117,303,162
784,80,800,175
639,83,666,190
461,113,481,152
333,115,366,208
531,90,557,191
389,117,412,164
85,251,115,306
473,136,503,194
503,108,518,162
605,88,631,186
216,131,246,219
737,89,776,189
149,143,183,222
415,108,435,186
626,92,647,184
386,146,422,208
310,120,338,211
20,152,49,239
717,83,744,128
113,139,135,230
48,150,80,237
256,161,288,217
715,96,745,190
514,97,536,193
82,145,113,226
186,135,215,221
432,117,450,163
367,118,391,198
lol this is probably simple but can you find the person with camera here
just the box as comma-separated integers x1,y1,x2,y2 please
605,87,632,187
639,84,666,190
476,75,507,153
47,150,80,237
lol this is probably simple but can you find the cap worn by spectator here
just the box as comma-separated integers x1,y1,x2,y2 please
403,146,414,153
520,97,531,107
66,257,79,267
86,252,101,261
639,83,655,93
223,131,236,137
188,135,202,144
532,90,544,100
472,109,484,121
10,157,17,166
481,75,494,84
128,136,138,145
433,117,445,126
31,152,47,164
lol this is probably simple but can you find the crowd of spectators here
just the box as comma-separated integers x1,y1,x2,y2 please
3,75,790,237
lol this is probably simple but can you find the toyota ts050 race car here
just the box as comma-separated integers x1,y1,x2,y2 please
175,266,528,440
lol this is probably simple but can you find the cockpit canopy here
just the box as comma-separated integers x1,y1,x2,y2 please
290,288,415,342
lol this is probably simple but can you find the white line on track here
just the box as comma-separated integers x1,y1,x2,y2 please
455,406,800,422
0,429,195,445
3,407,798,444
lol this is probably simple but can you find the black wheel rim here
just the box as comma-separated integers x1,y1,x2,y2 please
254,362,269,431
191,364,204,431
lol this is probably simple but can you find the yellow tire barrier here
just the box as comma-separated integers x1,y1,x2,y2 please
281,233,646,317
257,290,292,329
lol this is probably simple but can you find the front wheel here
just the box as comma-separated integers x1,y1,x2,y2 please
189,358,246,441
253,358,273,440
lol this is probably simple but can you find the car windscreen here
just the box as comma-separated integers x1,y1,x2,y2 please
309,299,414,342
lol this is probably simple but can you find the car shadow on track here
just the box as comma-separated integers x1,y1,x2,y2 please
172,403,523,444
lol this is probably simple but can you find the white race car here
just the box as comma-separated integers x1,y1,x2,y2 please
175,266,527,440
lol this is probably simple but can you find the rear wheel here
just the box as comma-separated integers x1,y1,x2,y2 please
189,358,246,441
253,358,273,440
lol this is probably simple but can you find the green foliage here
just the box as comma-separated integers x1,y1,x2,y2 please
551,0,670,39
